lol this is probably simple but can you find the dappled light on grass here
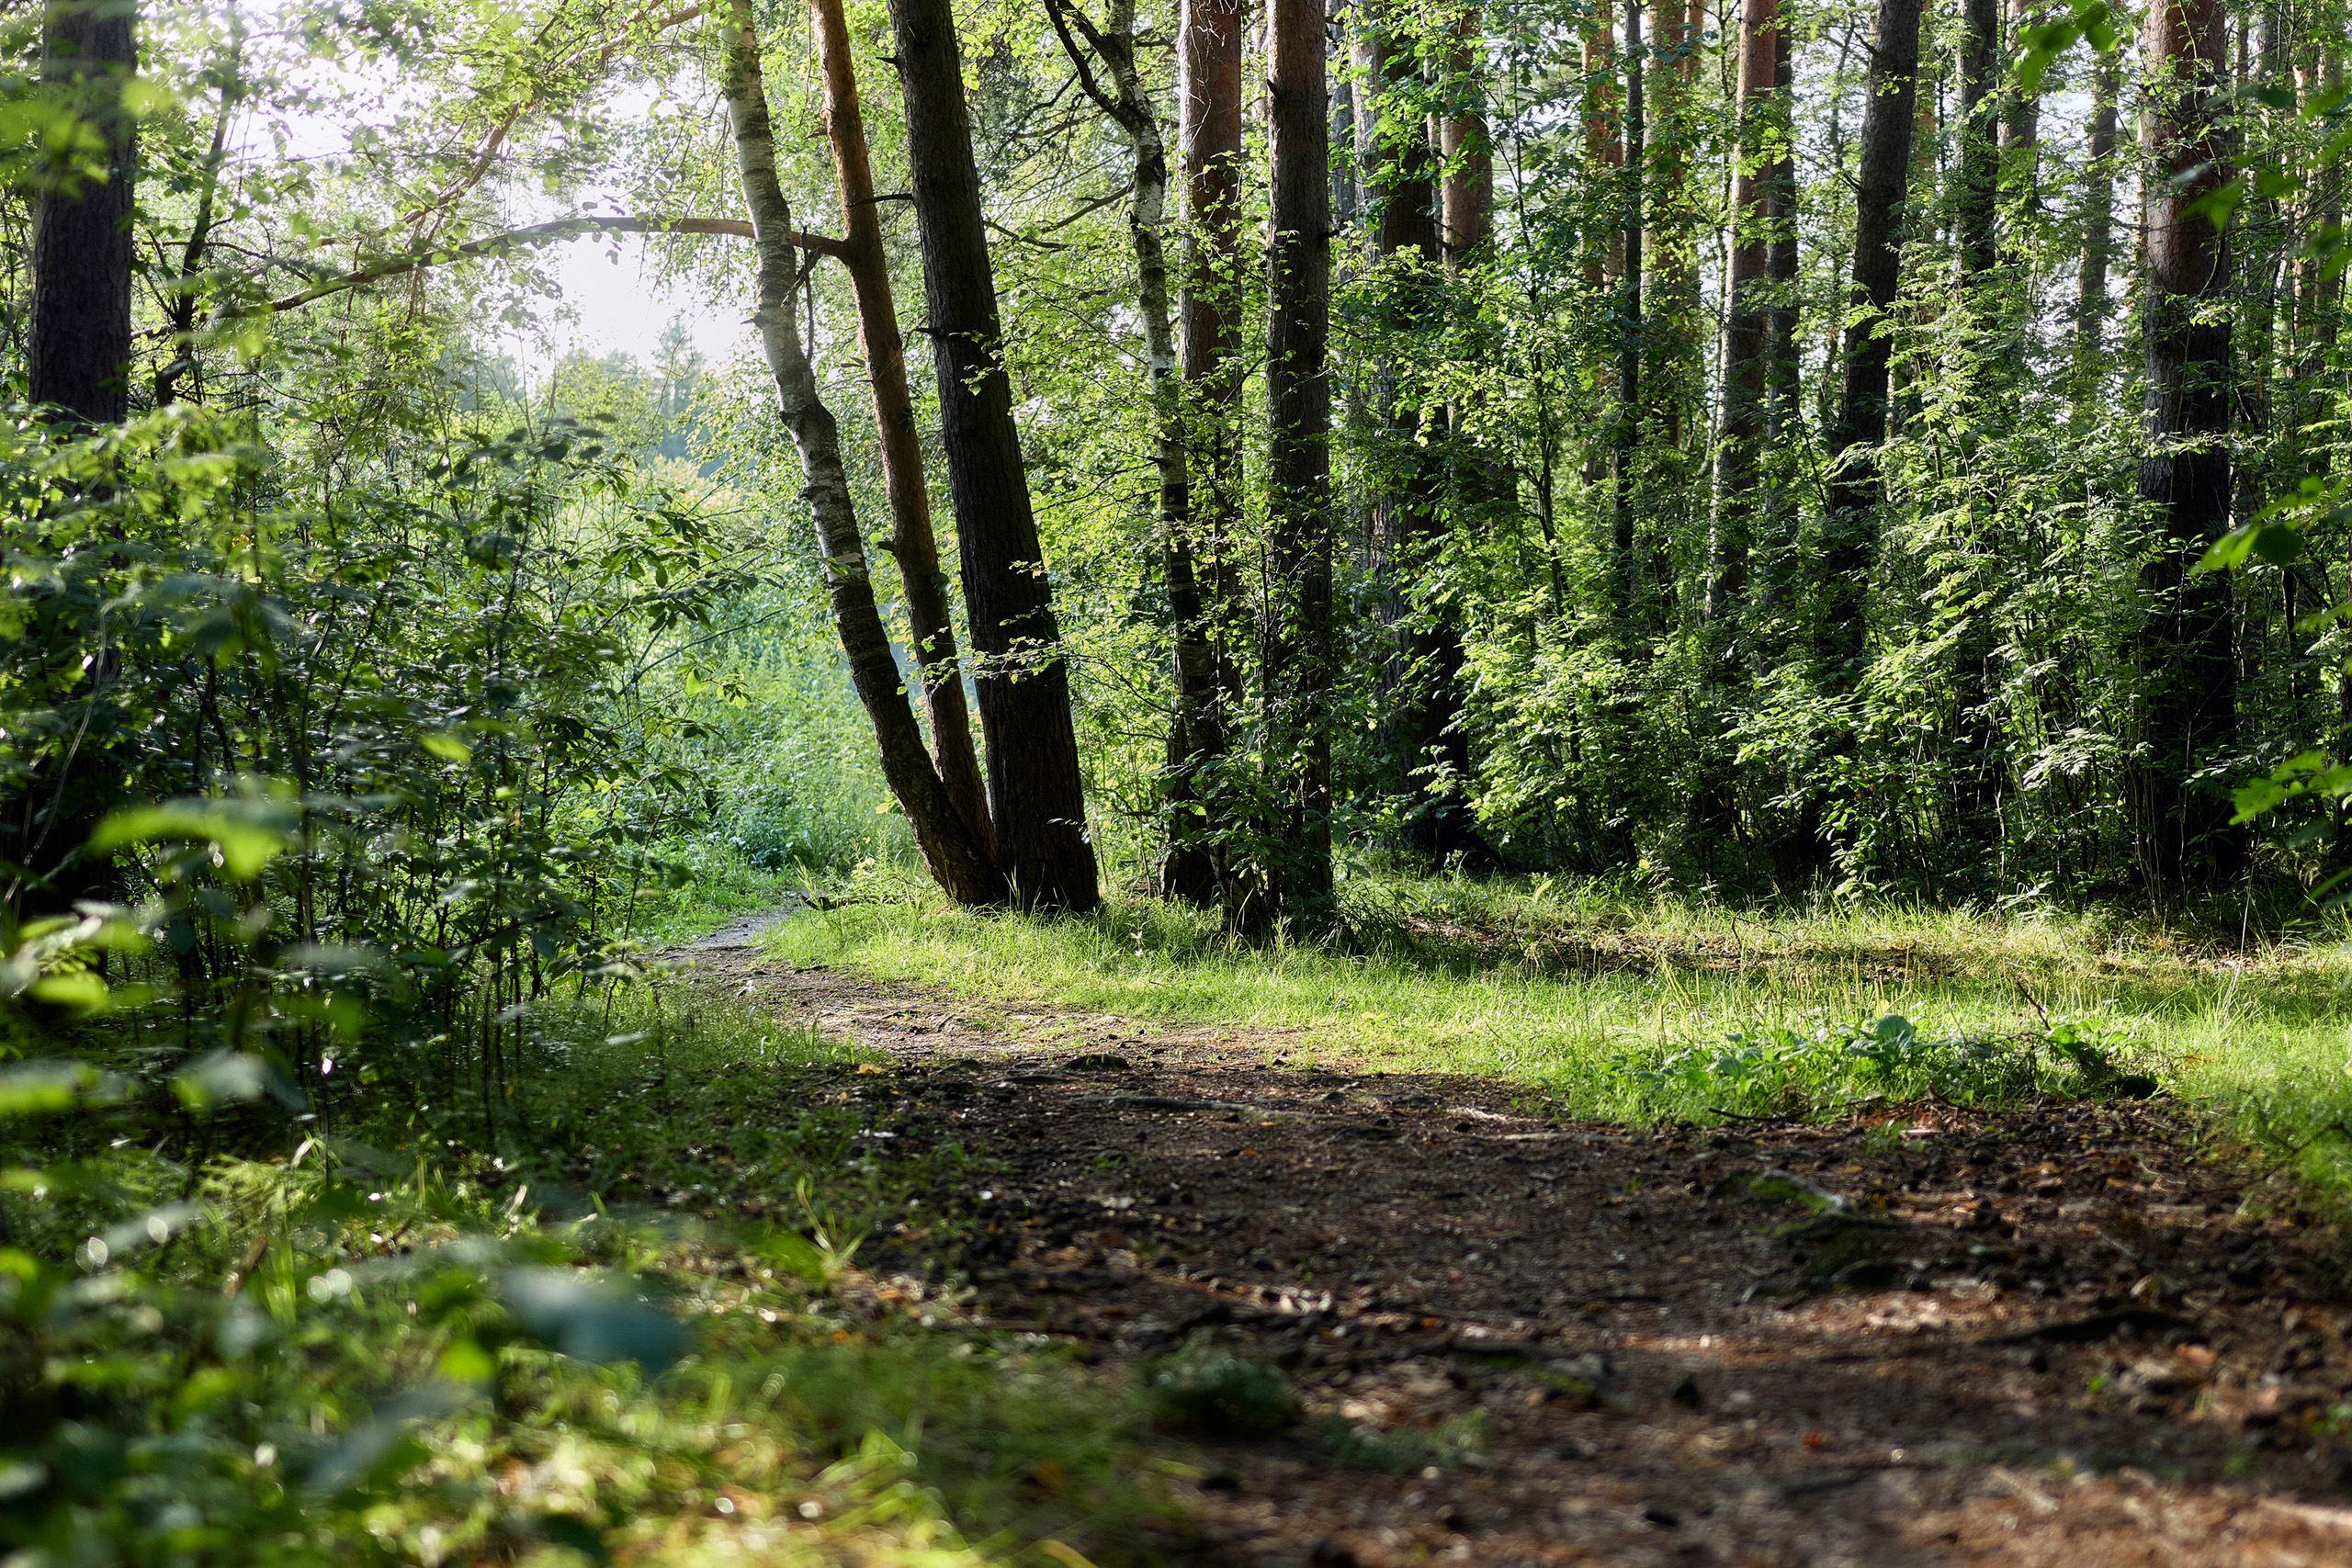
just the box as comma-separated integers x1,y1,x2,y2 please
767,872,2352,1165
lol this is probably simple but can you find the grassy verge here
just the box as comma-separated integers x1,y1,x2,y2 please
766,870,2352,1153
4,987,1176,1568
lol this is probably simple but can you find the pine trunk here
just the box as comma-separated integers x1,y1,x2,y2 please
1815,0,1923,681
1707,0,1778,627
2132,0,2242,891
2074,51,2120,391
30,0,137,427
1264,0,1335,924
1610,0,1645,623
888,0,1101,911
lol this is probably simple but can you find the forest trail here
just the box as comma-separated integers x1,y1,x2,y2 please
677,936,2352,1567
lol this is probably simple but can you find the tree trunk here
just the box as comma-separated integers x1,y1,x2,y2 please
888,0,1101,912
2000,0,2041,206
1045,0,1228,907
1815,0,1923,682
1175,0,1247,908
723,2,1003,906
2131,0,2241,892
1581,16,1623,291
1362,0,1481,864
1953,0,1998,279
1610,0,1644,624
808,0,992,864
2074,50,2120,392
1264,0,1334,925
1707,0,1777,628
30,0,137,427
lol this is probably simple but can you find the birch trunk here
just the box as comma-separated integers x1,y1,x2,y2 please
1045,0,1229,907
721,1,1002,906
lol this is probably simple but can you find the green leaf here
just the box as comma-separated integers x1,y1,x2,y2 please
500,1267,685,1371
420,732,472,764
2197,523,2262,573
93,800,291,881
537,1515,611,1563
2253,525,2306,565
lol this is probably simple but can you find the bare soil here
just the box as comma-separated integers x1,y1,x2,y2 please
675,941,2352,1568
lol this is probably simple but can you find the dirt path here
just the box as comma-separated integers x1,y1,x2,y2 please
677,939,2352,1568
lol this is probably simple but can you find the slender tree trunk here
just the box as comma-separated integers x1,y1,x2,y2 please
808,0,992,863
1581,17,1623,291
2131,0,2241,892
1440,4,1491,268
30,0,137,427
888,0,1100,911
1815,0,1923,682
2000,0,2041,207
1953,0,1998,279
1362,0,1482,863
1707,0,1778,627
1611,0,1645,623
723,3,1002,905
1044,0,1227,907
156,9,239,410
2074,50,2120,395
1762,16,1800,522
1176,0,1247,907
1265,0,1335,924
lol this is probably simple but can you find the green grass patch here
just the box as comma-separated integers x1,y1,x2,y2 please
766,871,2352,1167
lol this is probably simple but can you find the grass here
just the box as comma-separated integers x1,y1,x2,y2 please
764,869,2352,1164
5,987,1179,1568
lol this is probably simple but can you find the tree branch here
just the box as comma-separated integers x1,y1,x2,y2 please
259,215,847,313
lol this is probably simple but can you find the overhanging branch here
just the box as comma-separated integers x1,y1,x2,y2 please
261,215,849,313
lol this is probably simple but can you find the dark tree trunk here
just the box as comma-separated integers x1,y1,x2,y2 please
1363,6,1478,864
1953,0,1998,279
30,0,137,427
808,0,993,864
1815,0,1923,682
1999,0,2042,204
724,1,1003,906
2132,0,2242,892
1173,0,1247,908
1264,0,1334,925
888,0,1100,912
1707,0,1778,629
1610,0,1645,624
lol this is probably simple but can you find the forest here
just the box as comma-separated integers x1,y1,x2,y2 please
12,0,2352,1558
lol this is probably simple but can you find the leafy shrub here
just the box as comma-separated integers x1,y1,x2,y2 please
1604,1011,2157,1116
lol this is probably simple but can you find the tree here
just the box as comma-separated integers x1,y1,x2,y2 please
807,0,993,864
1815,0,1923,682
2132,0,2241,889
1706,0,1780,628
29,0,137,426
1263,0,1334,923
1171,0,1248,908
720,0,1003,906
888,0,1101,912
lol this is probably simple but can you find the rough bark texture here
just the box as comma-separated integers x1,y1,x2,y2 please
724,5,1002,906
1439,5,1491,267
30,0,137,427
2132,0,2242,891
1706,0,1777,629
888,0,1100,912
1264,0,1334,924
2000,0,2042,197
808,0,991,863
1815,0,1923,681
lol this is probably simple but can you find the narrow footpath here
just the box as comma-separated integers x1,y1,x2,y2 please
679,937,2352,1568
